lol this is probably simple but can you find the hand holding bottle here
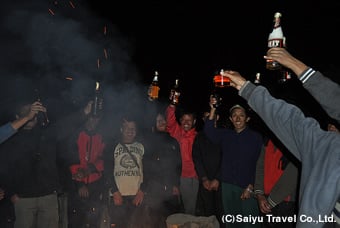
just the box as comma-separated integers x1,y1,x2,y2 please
220,70,247,91
264,47,308,77
169,79,180,105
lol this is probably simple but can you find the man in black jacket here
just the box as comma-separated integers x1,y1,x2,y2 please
1,100,60,228
143,111,182,228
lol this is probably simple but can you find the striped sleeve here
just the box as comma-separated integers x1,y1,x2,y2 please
299,67,316,84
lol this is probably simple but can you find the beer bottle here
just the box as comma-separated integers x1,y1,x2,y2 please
170,79,180,105
148,71,160,101
254,73,261,84
93,81,103,116
266,12,286,70
35,89,50,127
278,69,292,84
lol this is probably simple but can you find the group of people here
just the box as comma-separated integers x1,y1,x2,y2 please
0,46,339,228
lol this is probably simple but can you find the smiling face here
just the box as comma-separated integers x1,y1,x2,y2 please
180,114,196,132
229,107,249,133
156,113,167,132
85,116,101,132
121,120,137,144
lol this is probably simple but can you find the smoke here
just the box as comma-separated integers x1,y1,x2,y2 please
0,0,157,130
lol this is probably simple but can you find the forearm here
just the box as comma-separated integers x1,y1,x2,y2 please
300,69,340,123
239,82,321,161
269,162,299,206
11,117,30,130
0,123,17,144
285,57,308,77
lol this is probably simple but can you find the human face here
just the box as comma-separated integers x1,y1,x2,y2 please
229,108,249,133
121,121,137,143
156,114,167,132
180,114,195,132
85,116,100,132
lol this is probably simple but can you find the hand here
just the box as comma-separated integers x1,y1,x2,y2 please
83,101,94,115
240,185,253,200
0,188,5,200
11,194,19,204
209,95,218,110
202,179,211,191
172,186,180,196
257,194,272,214
113,191,123,206
220,70,247,91
78,185,89,198
169,89,175,101
264,47,308,76
132,189,144,206
72,168,90,180
210,179,219,191
28,101,46,120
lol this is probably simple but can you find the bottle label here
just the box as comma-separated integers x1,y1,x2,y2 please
214,75,230,87
268,38,284,48
149,85,160,100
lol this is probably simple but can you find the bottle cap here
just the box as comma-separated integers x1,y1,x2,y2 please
274,12,282,18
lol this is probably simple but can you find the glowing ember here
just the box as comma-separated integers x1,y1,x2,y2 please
104,26,107,35
48,8,55,16
69,1,75,8
104,49,108,59
97,59,100,68
65,77,73,81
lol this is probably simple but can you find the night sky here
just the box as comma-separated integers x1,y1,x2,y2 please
1,0,340,130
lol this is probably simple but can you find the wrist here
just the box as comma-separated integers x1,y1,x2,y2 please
246,187,253,193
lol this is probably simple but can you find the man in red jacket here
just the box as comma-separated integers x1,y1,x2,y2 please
166,102,198,215
67,112,106,228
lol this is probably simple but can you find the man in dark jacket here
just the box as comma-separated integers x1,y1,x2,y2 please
144,111,182,227
192,111,223,227
1,100,60,228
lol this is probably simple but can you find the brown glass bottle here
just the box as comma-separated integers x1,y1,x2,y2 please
148,71,160,101
35,89,50,127
266,12,286,70
93,81,103,116
170,79,180,105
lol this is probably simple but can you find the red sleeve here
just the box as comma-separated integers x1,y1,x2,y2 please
166,105,180,139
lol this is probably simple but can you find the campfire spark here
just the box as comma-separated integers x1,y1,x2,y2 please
69,1,75,8
104,49,108,59
48,8,55,16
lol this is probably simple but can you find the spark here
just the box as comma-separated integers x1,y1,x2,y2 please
48,8,55,16
104,48,108,59
69,1,75,8
97,59,100,68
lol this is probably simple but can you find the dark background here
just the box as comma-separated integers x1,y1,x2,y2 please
1,0,340,130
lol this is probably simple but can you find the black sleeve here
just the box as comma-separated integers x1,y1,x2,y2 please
192,133,207,181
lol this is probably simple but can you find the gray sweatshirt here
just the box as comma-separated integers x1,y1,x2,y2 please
239,81,340,228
